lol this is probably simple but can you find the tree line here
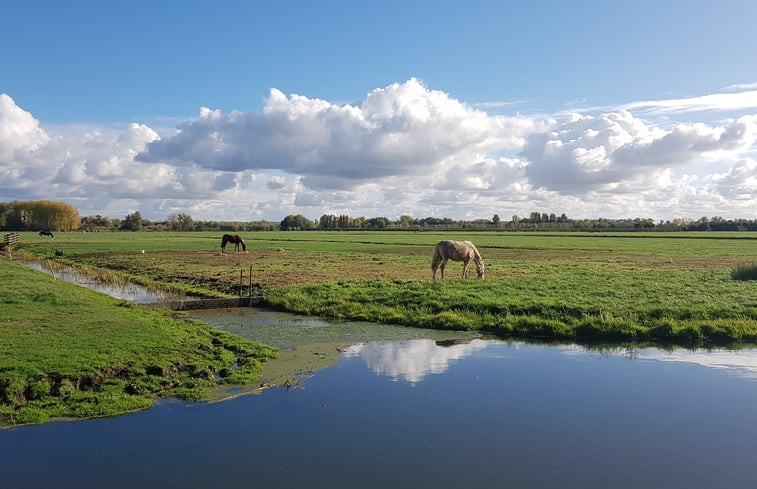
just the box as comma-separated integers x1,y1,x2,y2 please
280,213,757,232
2,200,756,232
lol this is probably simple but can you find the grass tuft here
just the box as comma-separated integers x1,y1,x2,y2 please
732,264,757,281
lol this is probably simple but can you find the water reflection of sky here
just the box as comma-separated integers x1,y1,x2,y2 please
560,344,757,381
343,338,489,383
352,338,757,384
639,349,757,380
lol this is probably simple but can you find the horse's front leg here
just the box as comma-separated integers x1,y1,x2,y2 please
462,259,471,278
440,259,448,279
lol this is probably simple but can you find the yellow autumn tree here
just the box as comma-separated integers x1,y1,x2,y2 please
0,200,80,231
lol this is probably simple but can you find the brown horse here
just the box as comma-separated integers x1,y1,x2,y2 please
221,234,246,253
431,240,484,279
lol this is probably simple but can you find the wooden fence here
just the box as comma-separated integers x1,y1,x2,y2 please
3,232,20,248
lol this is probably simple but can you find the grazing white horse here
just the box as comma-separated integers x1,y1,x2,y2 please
431,240,485,279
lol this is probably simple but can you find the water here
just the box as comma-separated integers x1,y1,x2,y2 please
188,308,483,350
187,308,484,388
4,312,757,488
25,262,183,303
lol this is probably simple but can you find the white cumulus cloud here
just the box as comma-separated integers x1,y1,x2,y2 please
2,81,757,221
521,110,757,194
137,78,540,191
0,94,49,163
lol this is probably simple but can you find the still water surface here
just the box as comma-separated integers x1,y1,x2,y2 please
3,308,757,488
25,262,183,303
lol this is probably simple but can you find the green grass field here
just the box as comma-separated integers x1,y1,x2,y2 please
17,229,757,256
0,259,276,426
14,230,757,345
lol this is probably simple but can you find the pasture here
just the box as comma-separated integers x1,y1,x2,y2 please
16,230,757,344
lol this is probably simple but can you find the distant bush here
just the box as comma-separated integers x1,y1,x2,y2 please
732,264,757,281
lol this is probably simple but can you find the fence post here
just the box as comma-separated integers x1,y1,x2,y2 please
248,264,253,306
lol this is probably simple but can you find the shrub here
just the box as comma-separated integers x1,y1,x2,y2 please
732,264,757,281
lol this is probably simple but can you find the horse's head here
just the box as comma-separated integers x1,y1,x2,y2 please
475,259,485,278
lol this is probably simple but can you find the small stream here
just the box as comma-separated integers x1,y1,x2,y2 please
25,261,184,303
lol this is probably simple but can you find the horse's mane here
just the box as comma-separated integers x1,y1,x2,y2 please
463,240,482,258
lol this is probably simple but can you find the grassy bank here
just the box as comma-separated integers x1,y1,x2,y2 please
15,230,757,346
265,264,757,344
0,259,276,426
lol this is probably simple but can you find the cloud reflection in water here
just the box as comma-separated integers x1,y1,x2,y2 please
638,349,757,380
342,338,489,383
559,344,757,381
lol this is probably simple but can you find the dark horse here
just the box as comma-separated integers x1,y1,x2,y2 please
39,230,54,238
221,234,246,253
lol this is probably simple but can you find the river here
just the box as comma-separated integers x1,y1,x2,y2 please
3,307,757,488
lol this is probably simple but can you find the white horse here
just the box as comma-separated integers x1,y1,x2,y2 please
431,240,485,279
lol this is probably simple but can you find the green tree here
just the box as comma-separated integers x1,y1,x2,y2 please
365,217,390,229
319,214,337,229
168,213,194,231
120,211,143,231
280,214,314,231
398,215,414,229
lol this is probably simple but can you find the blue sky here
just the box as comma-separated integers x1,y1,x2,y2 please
2,0,757,221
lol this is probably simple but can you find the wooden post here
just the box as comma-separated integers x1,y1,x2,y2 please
248,264,253,306
239,269,243,297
